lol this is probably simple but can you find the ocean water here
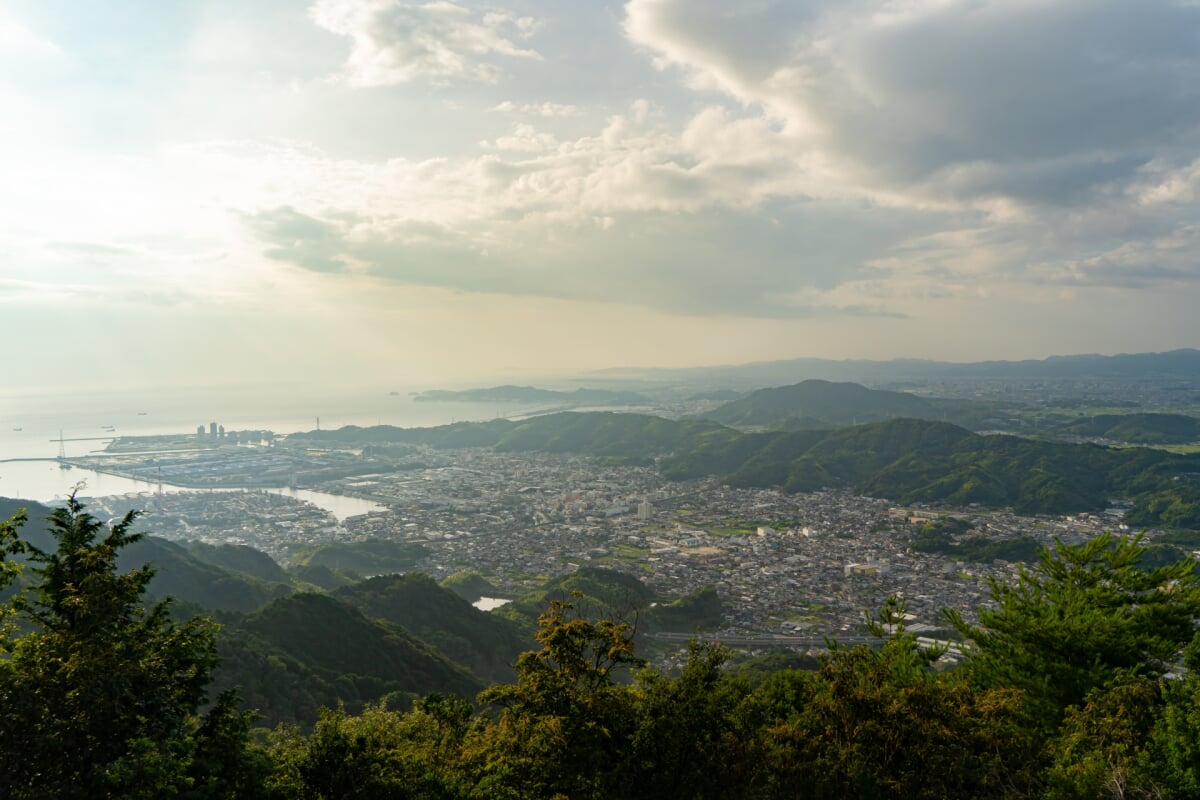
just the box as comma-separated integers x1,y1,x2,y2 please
0,384,540,503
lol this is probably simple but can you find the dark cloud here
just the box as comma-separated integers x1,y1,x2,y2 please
244,197,927,319
242,206,351,273
630,0,1200,207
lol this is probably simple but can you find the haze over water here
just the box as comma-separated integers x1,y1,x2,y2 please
0,384,541,505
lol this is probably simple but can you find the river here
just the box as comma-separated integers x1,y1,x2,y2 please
0,459,384,521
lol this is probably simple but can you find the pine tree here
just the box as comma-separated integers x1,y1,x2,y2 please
0,494,258,799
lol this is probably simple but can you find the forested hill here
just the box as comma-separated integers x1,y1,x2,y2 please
334,573,529,684
1055,412,1200,444
702,379,1007,430
588,347,1200,384
296,413,1200,522
293,411,732,457
413,385,650,405
213,591,484,728
665,417,1200,517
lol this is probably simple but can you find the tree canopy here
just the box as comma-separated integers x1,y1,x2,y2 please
7,497,1200,799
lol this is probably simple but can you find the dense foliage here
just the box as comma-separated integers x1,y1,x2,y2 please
666,418,1200,520
0,496,263,799
1055,412,1200,444
334,573,528,684
11,500,1200,798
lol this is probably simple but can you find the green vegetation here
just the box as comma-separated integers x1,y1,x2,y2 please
285,562,361,591
248,544,1200,799
186,540,292,583
643,585,725,632
947,533,1200,736
703,378,1007,430
909,518,1042,563
439,571,503,602
292,410,736,458
726,650,822,684
287,539,429,575
413,385,650,405
213,591,483,729
1126,482,1200,531
495,565,656,633
294,411,1200,525
666,417,1200,522
1055,412,1200,444
0,495,264,798
125,536,295,612
335,573,528,683
14,497,1200,798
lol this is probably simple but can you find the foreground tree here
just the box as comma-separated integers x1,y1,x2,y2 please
0,495,262,799
947,533,1200,736
471,596,642,800
627,640,765,800
757,599,1029,800
266,695,475,800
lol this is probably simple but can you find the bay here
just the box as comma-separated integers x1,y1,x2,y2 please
0,385,541,516
0,460,384,521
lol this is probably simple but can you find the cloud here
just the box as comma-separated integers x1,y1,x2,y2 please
310,0,541,85
1031,225,1200,289
481,123,560,152
242,206,353,273
490,100,582,117
625,0,1200,209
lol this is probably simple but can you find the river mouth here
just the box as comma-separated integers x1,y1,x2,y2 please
0,460,384,521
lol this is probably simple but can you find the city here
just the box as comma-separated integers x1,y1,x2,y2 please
84,433,1136,646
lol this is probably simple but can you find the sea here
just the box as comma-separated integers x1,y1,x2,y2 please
0,384,541,513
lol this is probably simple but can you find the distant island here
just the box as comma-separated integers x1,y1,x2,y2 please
413,385,650,406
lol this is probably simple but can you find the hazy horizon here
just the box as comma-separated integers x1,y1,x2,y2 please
2,1,1199,394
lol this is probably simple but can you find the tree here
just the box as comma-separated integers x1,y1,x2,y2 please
1042,673,1163,800
266,699,473,800
757,599,1028,800
627,640,765,800
472,596,642,800
0,495,255,799
947,533,1200,736
0,507,26,637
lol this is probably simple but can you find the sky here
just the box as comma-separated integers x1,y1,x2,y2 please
1,0,1199,392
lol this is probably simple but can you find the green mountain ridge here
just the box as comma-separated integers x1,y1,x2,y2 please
219,592,483,727
703,379,1007,430
665,417,1200,518
414,385,650,405
296,409,1200,522
287,539,429,575
334,573,530,684
1056,412,1200,444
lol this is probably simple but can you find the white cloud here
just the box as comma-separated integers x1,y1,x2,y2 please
482,123,559,152
310,0,542,85
489,100,581,117
625,0,1200,210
